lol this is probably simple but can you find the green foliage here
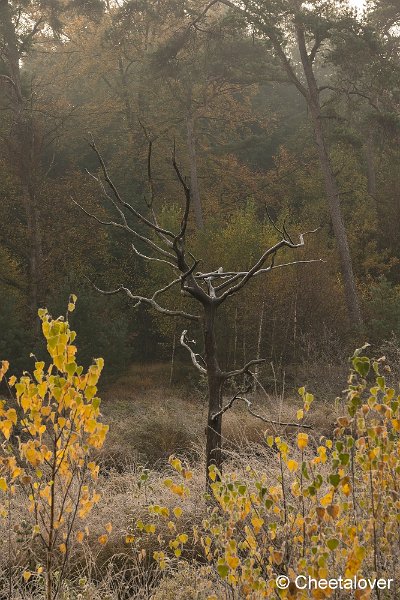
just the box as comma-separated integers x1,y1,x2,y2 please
366,277,400,341
0,0,400,379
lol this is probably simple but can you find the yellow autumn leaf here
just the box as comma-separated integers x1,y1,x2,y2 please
0,420,13,440
297,432,309,450
287,459,299,472
22,571,32,581
98,534,108,545
342,482,351,496
320,490,334,508
0,361,9,382
251,516,264,533
76,531,84,543
0,478,7,492
227,555,240,569
105,522,112,534
173,507,182,518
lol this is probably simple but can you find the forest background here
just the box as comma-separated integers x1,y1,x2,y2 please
2,1,400,598
0,0,399,390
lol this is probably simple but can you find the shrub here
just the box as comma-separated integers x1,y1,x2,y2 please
137,347,400,598
0,297,109,600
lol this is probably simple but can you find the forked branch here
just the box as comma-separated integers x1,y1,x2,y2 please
223,358,266,380
212,386,313,429
88,281,200,322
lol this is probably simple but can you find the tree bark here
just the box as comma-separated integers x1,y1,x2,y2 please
295,21,363,327
255,301,265,379
186,112,204,229
203,305,223,480
0,0,43,334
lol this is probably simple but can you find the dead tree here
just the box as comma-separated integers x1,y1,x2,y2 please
75,139,319,481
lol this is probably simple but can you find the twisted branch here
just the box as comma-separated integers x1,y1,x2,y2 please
180,330,207,374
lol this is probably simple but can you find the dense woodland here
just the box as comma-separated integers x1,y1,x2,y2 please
1,1,400,599
1,0,399,384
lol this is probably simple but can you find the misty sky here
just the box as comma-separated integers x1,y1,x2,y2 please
349,0,366,10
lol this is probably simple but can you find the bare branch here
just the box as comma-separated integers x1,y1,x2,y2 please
212,390,313,429
19,18,44,55
223,358,266,380
309,36,323,63
131,243,178,270
217,243,289,301
152,277,181,300
89,137,176,242
188,0,220,30
87,281,200,322
180,330,207,374
172,149,191,241
216,228,320,301
72,197,176,261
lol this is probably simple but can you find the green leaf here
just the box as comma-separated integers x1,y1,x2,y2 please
329,474,341,487
327,538,339,551
377,376,385,390
65,362,77,376
352,356,370,378
302,462,309,480
314,474,323,489
217,564,229,578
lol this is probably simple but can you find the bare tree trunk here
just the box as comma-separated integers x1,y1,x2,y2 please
254,301,265,379
0,0,42,335
186,112,204,229
118,57,136,138
24,183,42,336
169,327,176,386
310,109,362,326
203,306,223,479
295,22,363,327
233,306,238,368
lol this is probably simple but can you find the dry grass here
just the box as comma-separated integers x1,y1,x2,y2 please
0,362,341,599
100,363,337,469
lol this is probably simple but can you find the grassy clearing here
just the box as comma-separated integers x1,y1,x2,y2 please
100,363,337,468
0,361,345,599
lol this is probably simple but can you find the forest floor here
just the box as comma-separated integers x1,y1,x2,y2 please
100,362,338,469
0,361,347,598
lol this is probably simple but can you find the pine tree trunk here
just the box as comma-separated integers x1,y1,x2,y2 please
0,0,42,334
255,301,265,379
295,21,363,327
186,112,204,230
311,108,362,326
